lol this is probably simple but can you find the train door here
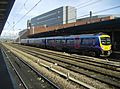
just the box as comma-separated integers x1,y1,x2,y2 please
74,37,81,49
51,39,56,48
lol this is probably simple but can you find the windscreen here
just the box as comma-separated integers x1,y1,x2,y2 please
100,37,111,45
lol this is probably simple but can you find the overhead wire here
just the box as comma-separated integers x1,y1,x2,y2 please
77,5,120,18
92,5,120,15
36,0,95,18
12,0,42,29
11,0,95,30
59,5,120,23
33,0,102,26
77,0,102,9
74,0,94,7
10,0,100,29
61,0,102,15
7,0,120,39
67,5,120,23
24,0,28,11
6,21,11,28
43,5,120,26
43,0,102,22
6,0,42,39
6,0,30,28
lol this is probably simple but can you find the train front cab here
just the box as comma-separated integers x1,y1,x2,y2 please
99,35,112,57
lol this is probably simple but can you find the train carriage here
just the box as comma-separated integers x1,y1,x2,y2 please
34,38,46,48
28,38,35,46
20,33,112,57
99,34,111,56
20,39,29,45
46,36,64,50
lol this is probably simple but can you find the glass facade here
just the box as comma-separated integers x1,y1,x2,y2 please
30,6,76,27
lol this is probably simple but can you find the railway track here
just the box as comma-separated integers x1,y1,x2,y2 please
3,43,120,89
22,45,120,71
12,44,120,69
1,48,29,89
1,46,59,89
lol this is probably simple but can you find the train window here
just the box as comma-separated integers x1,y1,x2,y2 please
82,38,88,45
81,38,96,45
47,39,54,44
101,37,111,45
60,40,66,44
92,38,96,45
67,39,74,45
75,39,81,44
42,39,45,42
55,39,61,43
47,39,51,44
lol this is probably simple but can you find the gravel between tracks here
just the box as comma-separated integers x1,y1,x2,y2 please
3,43,80,89
3,43,115,89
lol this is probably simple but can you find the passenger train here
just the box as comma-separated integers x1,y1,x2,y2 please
20,33,112,57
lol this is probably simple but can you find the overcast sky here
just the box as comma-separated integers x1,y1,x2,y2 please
1,0,120,39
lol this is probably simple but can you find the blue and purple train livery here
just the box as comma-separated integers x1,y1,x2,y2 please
21,33,112,57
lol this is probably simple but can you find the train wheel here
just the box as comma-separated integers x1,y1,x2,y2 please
90,51,100,57
91,52,96,57
63,48,69,53
95,51,100,57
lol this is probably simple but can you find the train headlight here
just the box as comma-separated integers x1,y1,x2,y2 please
101,46,104,50
110,45,111,49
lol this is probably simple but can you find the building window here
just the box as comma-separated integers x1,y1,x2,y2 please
58,16,61,18
58,11,61,13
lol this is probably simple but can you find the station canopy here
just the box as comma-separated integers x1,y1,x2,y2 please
0,0,15,34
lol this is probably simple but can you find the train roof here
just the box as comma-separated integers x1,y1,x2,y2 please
67,33,106,37
26,33,108,40
45,33,104,39
70,33,106,36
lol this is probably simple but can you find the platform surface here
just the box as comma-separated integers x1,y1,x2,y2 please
0,48,14,89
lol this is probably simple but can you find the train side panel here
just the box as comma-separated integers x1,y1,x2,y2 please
46,37,66,50
34,38,46,48
20,33,111,57
20,39,29,45
65,35,102,56
28,39,35,46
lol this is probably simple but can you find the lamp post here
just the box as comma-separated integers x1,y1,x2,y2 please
90,11,92,23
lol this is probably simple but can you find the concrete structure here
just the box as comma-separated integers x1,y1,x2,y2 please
77,15,120,22
0,0,15,34
16,29,29,43
29,6,76,27
17,14,120,51
27,15,114,36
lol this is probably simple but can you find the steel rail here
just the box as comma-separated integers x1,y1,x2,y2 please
3,44,96,89
18,45,120,74
7,44,120,88
2,46,60,89
1,48,29,89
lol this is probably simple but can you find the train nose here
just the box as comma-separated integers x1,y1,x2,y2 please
101,45,111,51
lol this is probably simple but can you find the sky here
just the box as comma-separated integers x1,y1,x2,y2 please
1,0,120,39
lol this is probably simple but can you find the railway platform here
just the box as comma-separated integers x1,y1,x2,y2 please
0,48,14,89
